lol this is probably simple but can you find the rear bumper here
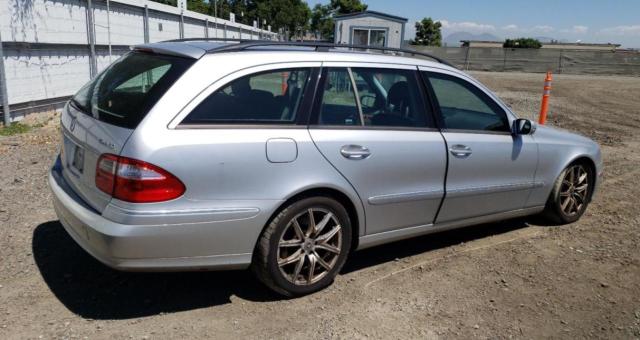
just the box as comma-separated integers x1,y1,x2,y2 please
49,159,259,271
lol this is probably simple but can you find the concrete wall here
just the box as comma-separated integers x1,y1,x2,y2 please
0,0,276,120
335,16,404,49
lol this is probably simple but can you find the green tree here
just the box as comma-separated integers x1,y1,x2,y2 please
503,38,542,48
253,0,311,37
187,0,208,14
310,4,334,40
310,0,368,40
411,17,442,46
329,0,368,14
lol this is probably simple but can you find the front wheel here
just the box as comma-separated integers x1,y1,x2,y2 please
252,196,352,297
542,162,593,224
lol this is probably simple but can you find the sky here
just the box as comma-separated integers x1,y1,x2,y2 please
309,0,640,48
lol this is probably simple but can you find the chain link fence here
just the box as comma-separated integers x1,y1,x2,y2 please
411,46,640,76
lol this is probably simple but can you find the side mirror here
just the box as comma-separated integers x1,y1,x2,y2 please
513,118,535,135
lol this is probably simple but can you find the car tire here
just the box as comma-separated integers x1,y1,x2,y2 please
252,196,352,297
542,161,594,224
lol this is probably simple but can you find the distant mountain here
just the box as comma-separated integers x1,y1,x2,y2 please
533,36,555,43
443,32,502,46
533,36,571,43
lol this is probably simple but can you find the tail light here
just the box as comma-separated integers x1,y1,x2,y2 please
96,154,185,203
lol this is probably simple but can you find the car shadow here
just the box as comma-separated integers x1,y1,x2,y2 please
33,218,531,320
32,221,279,320
342,218,530,274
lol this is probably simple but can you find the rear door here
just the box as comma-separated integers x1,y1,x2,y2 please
60,52,194,212
309,63,447,235
420,68,538,223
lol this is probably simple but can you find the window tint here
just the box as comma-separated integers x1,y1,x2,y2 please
352,29,387,47
71,52,194,129
352,68,428,127
425,72,510,132
182,68,310,124
369,30,386,47
318,68,361,126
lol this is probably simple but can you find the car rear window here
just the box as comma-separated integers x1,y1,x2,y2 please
71,52,194,129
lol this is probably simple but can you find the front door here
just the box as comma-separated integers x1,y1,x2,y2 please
309,64,447,235
421,69,538,223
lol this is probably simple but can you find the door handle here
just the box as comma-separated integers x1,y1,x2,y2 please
449,144,472,158
340,145,371,160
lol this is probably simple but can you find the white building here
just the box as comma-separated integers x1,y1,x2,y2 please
334,11,408,49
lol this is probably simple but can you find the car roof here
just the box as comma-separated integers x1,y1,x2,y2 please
133,39,457,71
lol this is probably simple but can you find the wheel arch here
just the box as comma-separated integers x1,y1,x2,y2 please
255,186,365,255
565,155,597,196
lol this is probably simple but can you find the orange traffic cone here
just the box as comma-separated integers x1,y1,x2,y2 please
538,71,552,124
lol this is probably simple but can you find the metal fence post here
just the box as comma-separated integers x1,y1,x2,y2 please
464,46,471,70
0,31,11,126
179,11,184,39
143,5,150,43
558,50,564,74
86,0,98,78
503,48,507,71
204,18,209,38
106,0,112,62
223,23,227,39
214,17,218,38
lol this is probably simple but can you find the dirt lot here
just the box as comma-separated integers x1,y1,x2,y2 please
1,71,639,339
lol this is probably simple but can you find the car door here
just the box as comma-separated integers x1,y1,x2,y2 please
309,63,447,235
420,68,538,223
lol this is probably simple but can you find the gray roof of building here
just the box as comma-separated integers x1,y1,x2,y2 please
334,11,408,23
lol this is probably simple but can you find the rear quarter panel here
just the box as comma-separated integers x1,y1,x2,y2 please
109,128,365,256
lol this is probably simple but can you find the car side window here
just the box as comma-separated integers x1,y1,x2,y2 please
424,72,510,132
317,67,431,128
352,68,428,127
318,68,361,126
182,68,311,124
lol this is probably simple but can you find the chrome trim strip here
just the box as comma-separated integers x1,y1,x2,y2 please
446,181,544,198
108,206,260,217
368,190,443,205
104,204,262,225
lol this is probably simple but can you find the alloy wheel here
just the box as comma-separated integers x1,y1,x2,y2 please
559,164,589,216
276,208,343,285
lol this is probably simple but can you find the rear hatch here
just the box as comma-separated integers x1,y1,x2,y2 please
60,51,194,212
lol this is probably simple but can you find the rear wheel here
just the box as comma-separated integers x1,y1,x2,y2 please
252,197,352,297
542,162,593,224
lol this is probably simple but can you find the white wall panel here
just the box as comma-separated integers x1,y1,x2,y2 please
1,0,277,108
183,18,205,39
93,2,145,46
148,10,180,42
3,0,88,44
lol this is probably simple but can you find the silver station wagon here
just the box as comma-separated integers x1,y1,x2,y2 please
49,40,602,296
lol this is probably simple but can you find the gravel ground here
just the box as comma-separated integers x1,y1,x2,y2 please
0,71,639,339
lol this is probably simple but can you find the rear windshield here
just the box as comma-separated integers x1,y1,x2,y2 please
71,52,194,129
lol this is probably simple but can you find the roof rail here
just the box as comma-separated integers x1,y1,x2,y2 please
164,38,456,68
